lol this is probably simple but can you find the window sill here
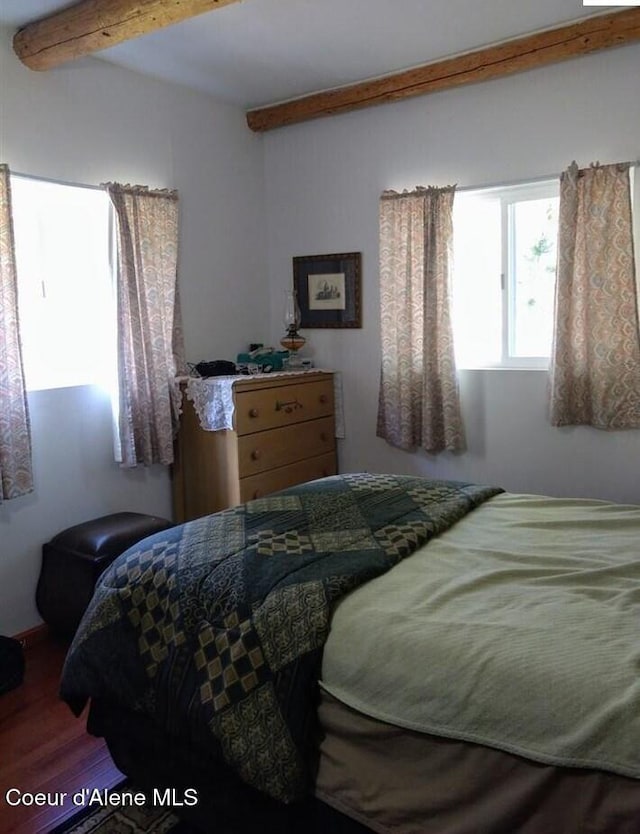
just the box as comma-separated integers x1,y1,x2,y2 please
458,365,549,372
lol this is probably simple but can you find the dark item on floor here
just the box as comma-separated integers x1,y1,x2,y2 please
37,512,174,638
0,635,25,695
90,699,369,834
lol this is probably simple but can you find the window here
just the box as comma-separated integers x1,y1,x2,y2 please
11,175,116,391
452,180,559,369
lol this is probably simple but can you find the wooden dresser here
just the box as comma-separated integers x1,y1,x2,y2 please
173,371,337,522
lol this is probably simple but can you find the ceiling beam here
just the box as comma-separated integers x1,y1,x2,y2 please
247,8,640,132
13,0,244,71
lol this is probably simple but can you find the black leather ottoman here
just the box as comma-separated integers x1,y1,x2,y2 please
37,512,174,638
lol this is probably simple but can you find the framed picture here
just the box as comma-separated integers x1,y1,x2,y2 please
293,252,362,328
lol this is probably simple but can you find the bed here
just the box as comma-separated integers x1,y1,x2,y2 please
59,473,640,833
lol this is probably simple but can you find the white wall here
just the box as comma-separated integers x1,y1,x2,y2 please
264,44,640,506
0,29,267,635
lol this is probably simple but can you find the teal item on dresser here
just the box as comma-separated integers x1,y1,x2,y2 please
236,349,289,371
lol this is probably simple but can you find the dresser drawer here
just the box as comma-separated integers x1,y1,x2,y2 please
238,416,335,477
235,378,334,435
173,371,338,522
239,452,337,503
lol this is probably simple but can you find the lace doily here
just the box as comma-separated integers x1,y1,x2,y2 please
185,376,237,431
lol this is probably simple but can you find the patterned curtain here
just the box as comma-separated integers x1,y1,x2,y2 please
106,183,186,467
0,165,33,500
377,186,465,453
549,162,640,429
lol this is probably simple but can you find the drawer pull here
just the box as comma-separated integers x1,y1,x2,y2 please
253,490,261,500
320,432,328,442
275,398,303,414
249,408,260,418
250,450,261,461
319,393,328,404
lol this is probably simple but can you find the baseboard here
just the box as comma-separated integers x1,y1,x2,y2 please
13,623,51,650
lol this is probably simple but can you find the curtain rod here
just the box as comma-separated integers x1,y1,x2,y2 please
11,169,103,192
456,159,639,194
13,158,638,196
456,172,556,193
10,170,177,197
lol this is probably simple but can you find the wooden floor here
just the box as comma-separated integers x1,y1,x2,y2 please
0,636,123,834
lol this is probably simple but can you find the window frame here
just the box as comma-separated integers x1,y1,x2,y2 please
453,178,560,371
10,173,116,393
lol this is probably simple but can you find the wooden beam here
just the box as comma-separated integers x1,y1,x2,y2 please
247,8,640,132
13,0,244,70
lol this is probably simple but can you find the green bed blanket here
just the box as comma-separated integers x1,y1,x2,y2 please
321,492,640,780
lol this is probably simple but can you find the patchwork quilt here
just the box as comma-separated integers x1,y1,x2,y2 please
60,473,502,802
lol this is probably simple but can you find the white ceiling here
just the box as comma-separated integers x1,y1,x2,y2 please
0,0,625,108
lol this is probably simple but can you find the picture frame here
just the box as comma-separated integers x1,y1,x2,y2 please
293,252,362,328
